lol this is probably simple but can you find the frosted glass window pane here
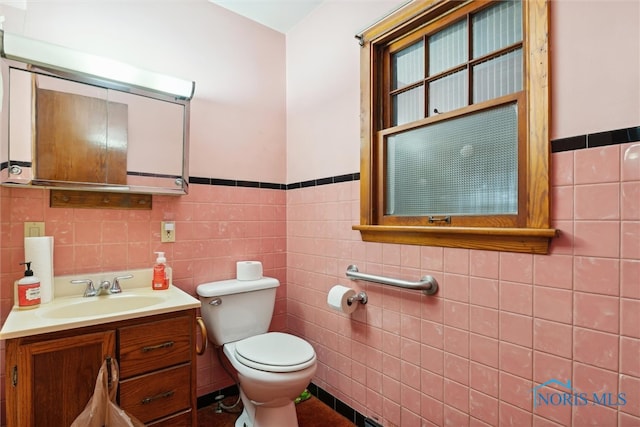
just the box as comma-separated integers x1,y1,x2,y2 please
393,86,424,126
473,0,522,58
473,49,522,103
428,20,467,76
392,40,424,90
386,103,518,216
428,70,467,116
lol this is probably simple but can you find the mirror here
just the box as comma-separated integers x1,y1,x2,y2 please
0,33,193,195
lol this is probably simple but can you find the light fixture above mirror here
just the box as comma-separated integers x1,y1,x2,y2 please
0,30,194,100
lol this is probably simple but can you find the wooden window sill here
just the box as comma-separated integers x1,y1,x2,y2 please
353,225,559,254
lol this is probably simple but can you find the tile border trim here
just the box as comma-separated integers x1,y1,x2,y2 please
308,382,368,427
189,125,639,189
187,176,287,189
188,172,360,191
550,125,639,153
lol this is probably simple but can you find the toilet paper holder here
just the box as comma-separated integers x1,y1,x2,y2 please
347,291,368,306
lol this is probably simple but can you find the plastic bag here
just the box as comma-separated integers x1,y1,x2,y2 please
71,357,145,427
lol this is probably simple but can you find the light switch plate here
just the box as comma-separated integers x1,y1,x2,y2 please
161,221,176,242
24,222,45,237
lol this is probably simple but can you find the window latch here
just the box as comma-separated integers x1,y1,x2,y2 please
428,216,451,224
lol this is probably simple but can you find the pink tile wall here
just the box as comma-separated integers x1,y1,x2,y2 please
0,183,287,420
286,142,640,426
0,141,638,426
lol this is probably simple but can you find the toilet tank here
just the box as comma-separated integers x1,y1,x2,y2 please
196,277,279,346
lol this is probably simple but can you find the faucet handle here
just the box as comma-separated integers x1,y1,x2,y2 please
71,279,96,297
111,274,133,294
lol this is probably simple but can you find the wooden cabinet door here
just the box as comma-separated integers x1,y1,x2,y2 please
35,88,127,185
5,330,116,427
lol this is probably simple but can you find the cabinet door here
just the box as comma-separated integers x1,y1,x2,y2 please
35,88,128,185
6,330,116,427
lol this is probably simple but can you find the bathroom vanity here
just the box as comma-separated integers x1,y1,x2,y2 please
1,273,201,426
5,310,196,426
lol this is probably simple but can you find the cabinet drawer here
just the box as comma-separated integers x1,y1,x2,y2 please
119,364,191,424
119,315,191,378
147,409,193,427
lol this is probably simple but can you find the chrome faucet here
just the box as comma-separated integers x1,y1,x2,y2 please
70,279,101,297
110,274,133,294
71,274,133,297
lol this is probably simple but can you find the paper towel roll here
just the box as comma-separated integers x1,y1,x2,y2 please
24,236,54,304
237,261,263,281
327,284,357,314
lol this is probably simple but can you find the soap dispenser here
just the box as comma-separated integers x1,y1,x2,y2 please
16,261,41,309
152,252,170,290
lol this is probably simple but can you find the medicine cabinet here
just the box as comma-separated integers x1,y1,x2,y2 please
0,31,195,196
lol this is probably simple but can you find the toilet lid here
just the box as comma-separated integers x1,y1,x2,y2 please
235,332,316,373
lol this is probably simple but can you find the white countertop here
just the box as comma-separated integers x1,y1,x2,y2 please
0,269,201,340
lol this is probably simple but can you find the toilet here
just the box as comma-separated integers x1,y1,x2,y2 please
197,277,317,427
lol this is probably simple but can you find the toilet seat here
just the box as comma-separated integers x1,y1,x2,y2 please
234,332,316,373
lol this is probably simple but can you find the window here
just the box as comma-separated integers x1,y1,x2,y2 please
355,0,556,254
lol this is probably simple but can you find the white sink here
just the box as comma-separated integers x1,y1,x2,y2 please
39,294,166,319
0,278,201,340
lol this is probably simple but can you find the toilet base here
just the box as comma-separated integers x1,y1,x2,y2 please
235,389,299,427
235,408,250,427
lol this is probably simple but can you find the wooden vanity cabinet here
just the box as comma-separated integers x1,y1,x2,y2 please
4,310,197,427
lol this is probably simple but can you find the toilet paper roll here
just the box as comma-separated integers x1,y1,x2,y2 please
24,236,54,304
327,284,357,314
236,261,263,281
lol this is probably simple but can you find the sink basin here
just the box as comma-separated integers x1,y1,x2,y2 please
0,271,202,340
39,294,165,319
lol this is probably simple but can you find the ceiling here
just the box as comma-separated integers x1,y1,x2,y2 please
208,0,323,33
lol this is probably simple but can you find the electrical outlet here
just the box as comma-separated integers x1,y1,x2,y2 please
24,222,45,237
161,221,176,242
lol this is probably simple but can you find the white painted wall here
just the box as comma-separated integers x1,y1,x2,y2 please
285,0,405,184
550,0,639,139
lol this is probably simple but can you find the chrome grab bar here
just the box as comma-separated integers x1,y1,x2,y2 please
345,264,439,296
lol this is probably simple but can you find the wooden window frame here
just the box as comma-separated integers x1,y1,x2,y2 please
354,0,557,254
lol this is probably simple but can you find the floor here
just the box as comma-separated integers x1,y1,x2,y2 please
197,395,356,427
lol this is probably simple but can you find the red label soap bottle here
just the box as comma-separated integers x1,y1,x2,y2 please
16,261,41,309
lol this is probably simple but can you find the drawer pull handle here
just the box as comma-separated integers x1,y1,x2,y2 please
141,341,174,353
141,390,175,404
